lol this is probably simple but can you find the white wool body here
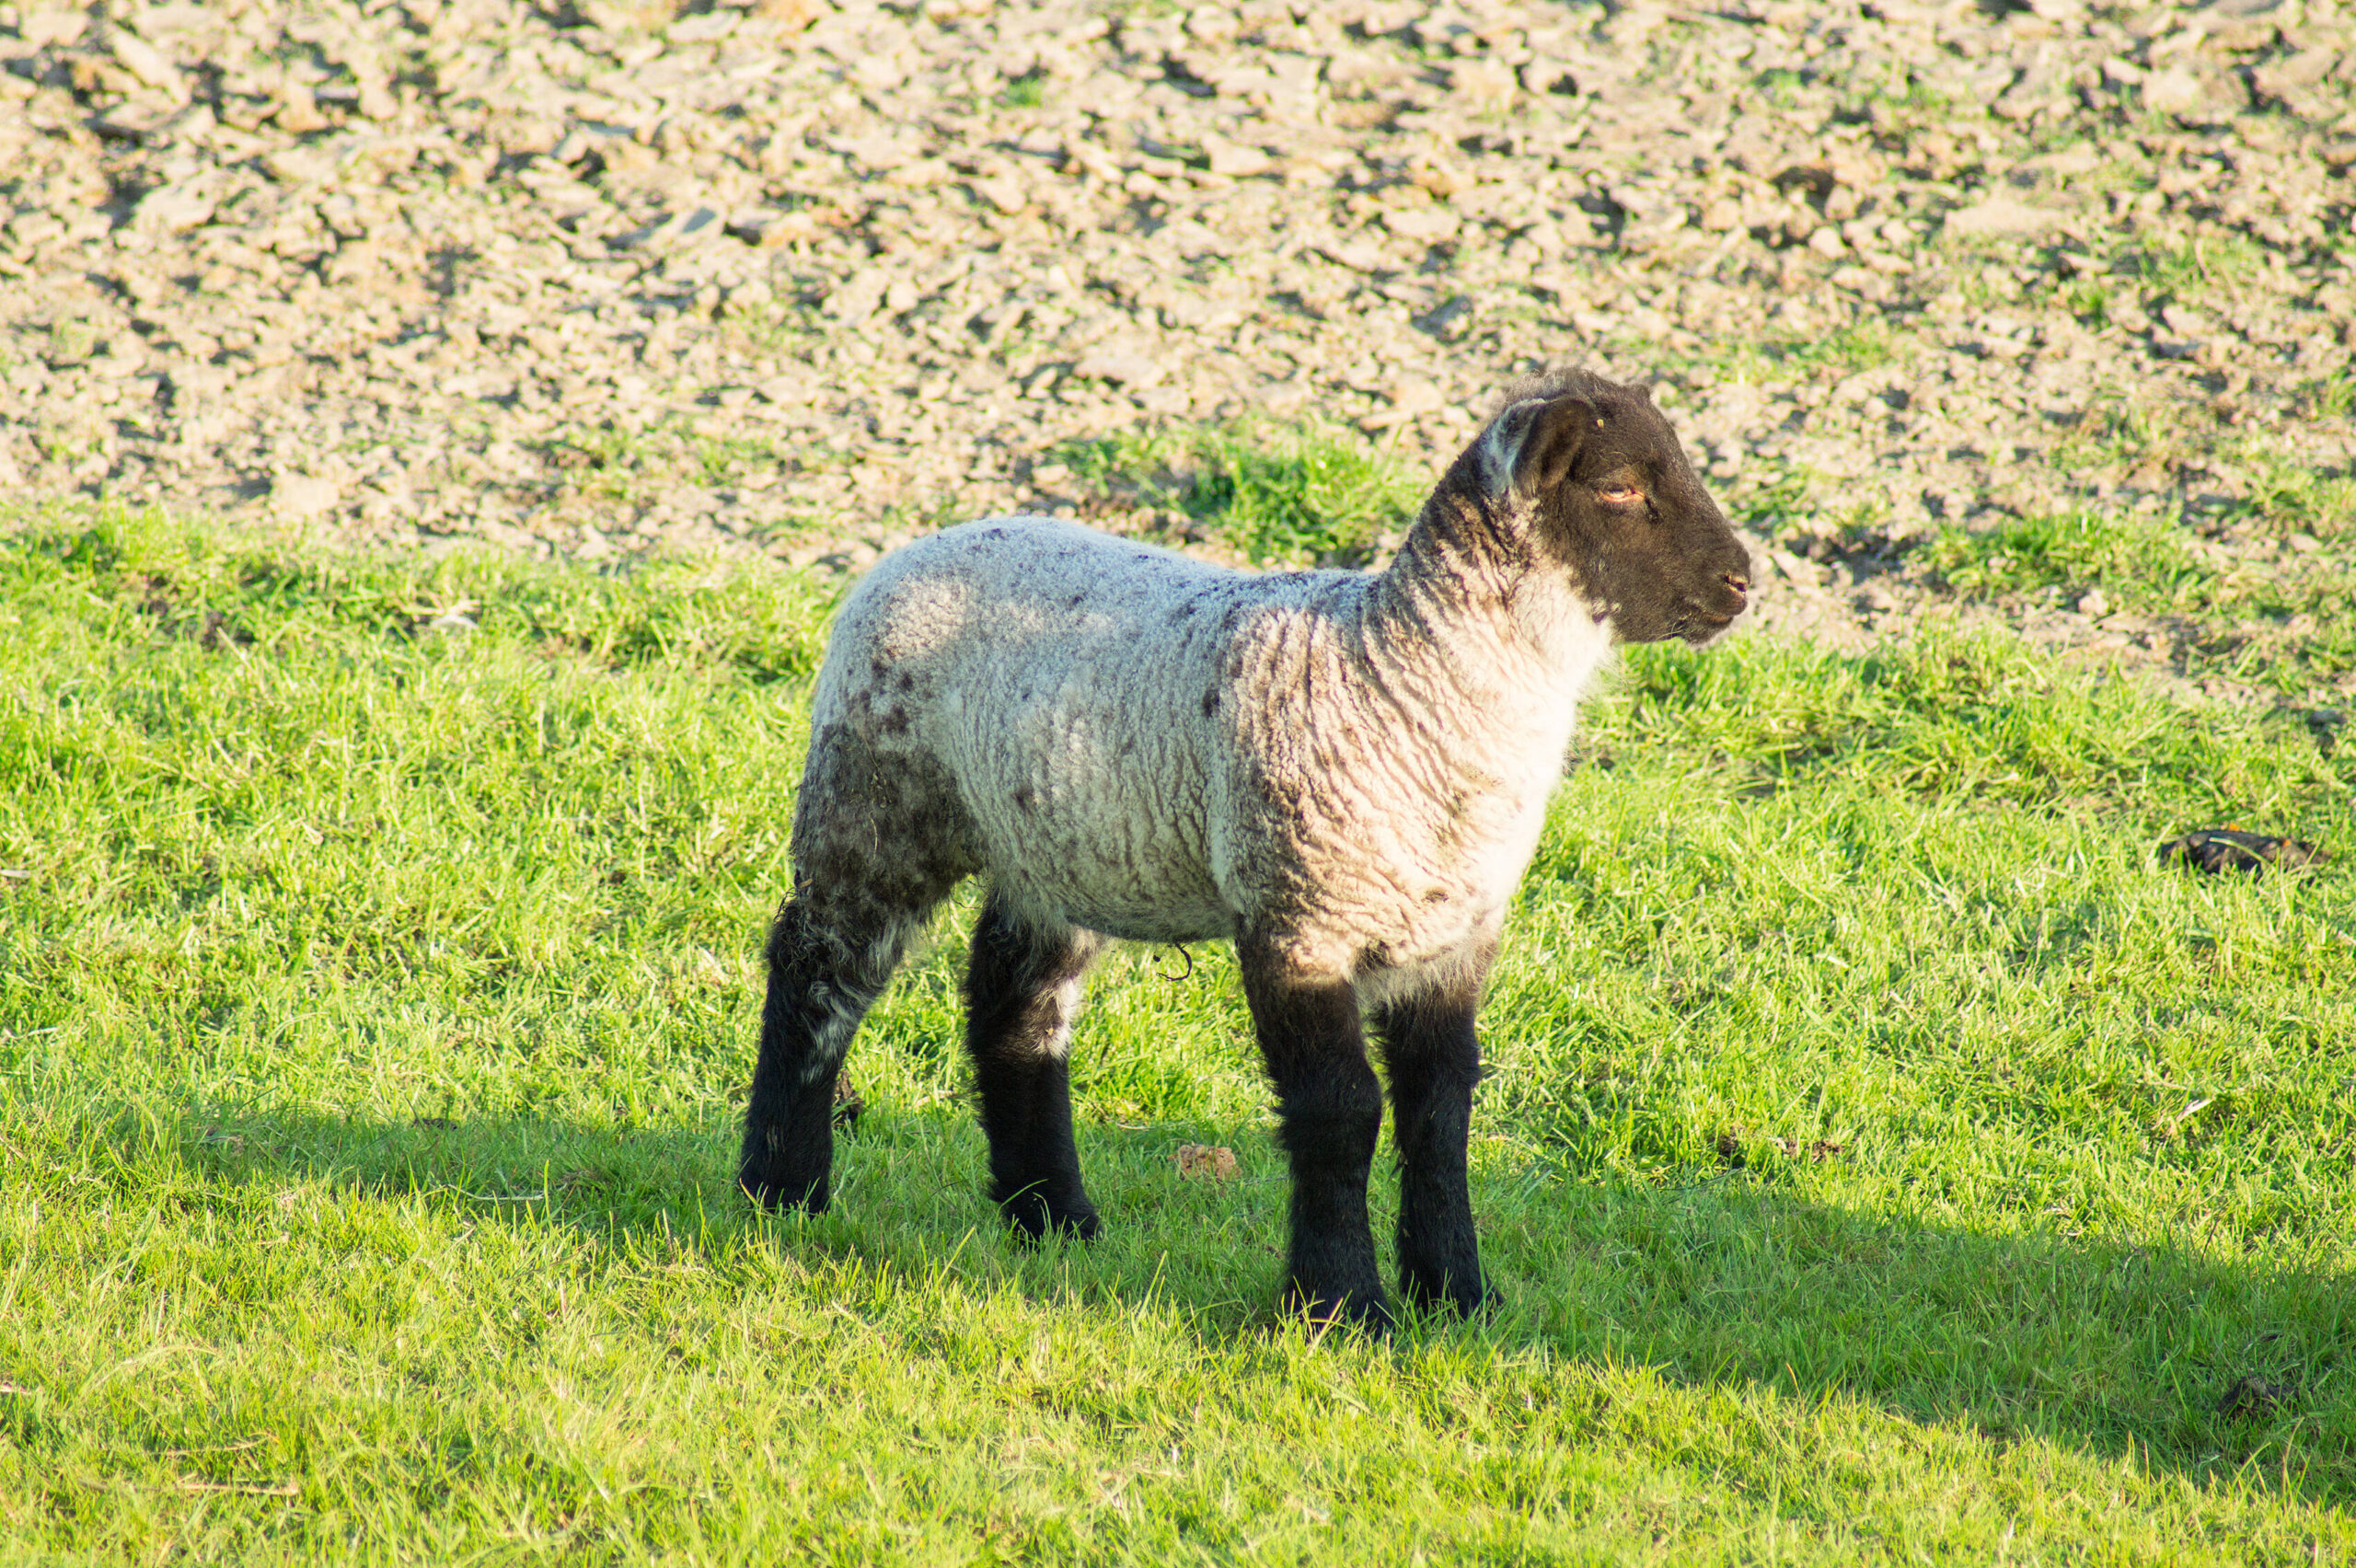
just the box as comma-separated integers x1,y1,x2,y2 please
806,513,1616,990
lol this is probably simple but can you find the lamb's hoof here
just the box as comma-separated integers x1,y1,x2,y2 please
998,1188,1102,1244
740,1163,829,1216
1403,1265,1493,1319
1285,1282,1394,1336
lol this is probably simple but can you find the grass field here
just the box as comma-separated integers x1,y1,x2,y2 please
2,508,2350,1563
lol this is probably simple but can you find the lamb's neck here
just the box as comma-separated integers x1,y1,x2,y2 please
1358,496,1609,728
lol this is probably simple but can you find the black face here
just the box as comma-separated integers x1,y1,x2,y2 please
1501,381,1753,645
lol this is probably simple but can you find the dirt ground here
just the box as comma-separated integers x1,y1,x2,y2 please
2,0,2351,672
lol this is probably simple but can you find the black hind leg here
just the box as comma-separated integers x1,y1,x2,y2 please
739,896,917,1214
964,894,1107,1241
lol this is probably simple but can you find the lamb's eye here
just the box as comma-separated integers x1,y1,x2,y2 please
1596,482,1644,505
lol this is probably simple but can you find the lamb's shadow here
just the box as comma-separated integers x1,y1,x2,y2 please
161,1100,2350,1508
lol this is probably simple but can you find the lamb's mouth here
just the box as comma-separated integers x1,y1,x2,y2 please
1678,610,1740,647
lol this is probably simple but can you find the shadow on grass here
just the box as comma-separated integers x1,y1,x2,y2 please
151,1099,2353,1508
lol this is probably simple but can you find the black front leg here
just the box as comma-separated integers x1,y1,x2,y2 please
1238,932,1390,1332
1371,949,1495,1317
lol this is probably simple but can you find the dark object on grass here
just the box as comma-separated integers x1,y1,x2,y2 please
2306,706,2347,754
2157,828,2327,876
2217,1375,2292,1421
830,1075,864,1130
736,369,1752,1334
1715,1128,1848,1169
138,577,252,650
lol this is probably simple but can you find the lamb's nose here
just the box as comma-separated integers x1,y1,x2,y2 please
1722,571,1750,599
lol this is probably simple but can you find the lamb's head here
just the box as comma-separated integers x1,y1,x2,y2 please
1476,371,1752,646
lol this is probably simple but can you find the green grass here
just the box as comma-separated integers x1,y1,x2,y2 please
1752,65,1809,111
537,417,819,515
44,317,98,366
2056,275,2118,328
2023,240,2267,332
2235,460,2356,544
997,70,1047,110
1676,320,1909,386
2294,373,2356,425
2133,234,2267,303
1057,420,1425,566
1925,492,2356,694
3,508,2352,1562
1927,507,2219,612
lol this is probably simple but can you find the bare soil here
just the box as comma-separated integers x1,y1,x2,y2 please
2,0,2351,672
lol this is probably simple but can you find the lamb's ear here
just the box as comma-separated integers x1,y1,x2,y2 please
1486,395,1596,498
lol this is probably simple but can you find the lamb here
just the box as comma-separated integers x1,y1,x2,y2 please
738,368,1752,1331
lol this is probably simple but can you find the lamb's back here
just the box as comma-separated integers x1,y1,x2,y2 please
809,517,1285,941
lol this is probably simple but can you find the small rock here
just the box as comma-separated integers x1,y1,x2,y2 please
2160,305,2212,337
2142,66,2208,117
273,475,341,519
133,184,214,235
261,145,333,186
824,270,889,324
20,9,87,45
2254,48,2340,98
1382,206,1460,242
355,72,398,121
1200,133,1275,179
669,10,737,41
110,32,185,100
424,611,478,634
2076,587,2109,618
1945,194,2063,236
276,78,329,133
971,176,1027,215
1362,379,1444,431
1072,350,1164,389
1449,58,1517,108
1153,219,1226,259
1315,238,1389,272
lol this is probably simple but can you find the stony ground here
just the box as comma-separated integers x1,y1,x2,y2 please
2,0,2352,674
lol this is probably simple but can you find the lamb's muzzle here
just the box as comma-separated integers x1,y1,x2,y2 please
738,367,1750,1332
